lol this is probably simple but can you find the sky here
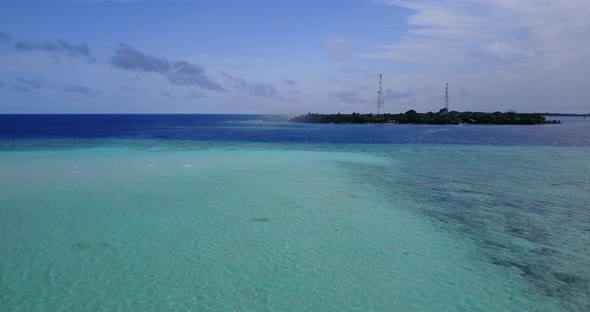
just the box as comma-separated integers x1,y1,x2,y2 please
0,0,588,114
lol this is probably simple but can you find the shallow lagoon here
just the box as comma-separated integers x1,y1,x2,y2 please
0,116,589,311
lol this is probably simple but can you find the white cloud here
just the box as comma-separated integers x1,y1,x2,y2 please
364,0,590,65
482,42,533,60
323,36,349,58
357,0,590,112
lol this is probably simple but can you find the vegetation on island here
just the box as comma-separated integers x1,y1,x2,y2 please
290,109,560,125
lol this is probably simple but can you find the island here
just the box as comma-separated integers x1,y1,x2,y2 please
290,110,560,125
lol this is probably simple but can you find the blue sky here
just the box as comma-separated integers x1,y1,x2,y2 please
1,0,589,113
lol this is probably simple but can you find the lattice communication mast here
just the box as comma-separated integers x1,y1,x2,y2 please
444,82,449,112
377,74,384,115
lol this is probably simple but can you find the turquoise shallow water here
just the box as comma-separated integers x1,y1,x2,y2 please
1,140,589,311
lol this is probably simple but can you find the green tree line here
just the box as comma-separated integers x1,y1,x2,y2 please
290,110,558,125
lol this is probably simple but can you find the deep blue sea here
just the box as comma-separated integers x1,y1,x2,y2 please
0,114,588,146
1,114,589,311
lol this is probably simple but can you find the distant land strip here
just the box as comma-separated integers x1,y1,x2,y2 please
539,113,589,117
289,110,562,125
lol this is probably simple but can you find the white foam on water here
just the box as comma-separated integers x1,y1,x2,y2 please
425,128,451,134
146,164,156,167
180,164,193,168
71,170,79,174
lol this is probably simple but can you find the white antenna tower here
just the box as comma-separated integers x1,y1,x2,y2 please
377,74,383,115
